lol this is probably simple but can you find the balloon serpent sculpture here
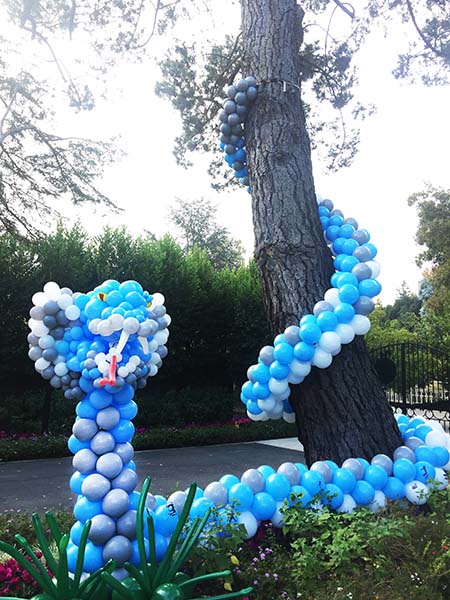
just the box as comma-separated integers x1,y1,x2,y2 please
24,78,450,579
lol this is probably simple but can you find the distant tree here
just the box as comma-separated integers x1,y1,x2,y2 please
383,282,422,330
169,197,244,270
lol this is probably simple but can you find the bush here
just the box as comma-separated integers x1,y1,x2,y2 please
135,387,235,427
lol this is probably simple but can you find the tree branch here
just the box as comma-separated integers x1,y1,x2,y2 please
332,0,355,20
0,85,18,138
405,0,448,61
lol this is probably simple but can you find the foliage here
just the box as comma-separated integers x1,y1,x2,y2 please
0,419,298,462
169,198,244,270
102,477,252,600
0,224,270,432
227,489,450,599
0,513,113,600
0,512,74,549
0,554,40,598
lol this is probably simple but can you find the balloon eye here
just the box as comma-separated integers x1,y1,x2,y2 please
98,292,107,302
146,301,152,308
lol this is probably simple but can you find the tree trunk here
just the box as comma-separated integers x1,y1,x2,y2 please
241,0,402,464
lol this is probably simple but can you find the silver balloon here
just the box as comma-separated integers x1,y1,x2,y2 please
277,462,301,486
310,461,333,483
342,458,364,480
352,263,372,281
102,489,130,518
96,452,123,479
259,346,275,366
102,535,132,567
405,436,423,451
203,482,228,506
91,432,116,455
114,442,134,465
352,246,371,262
88,514,116,545
96,407,121,430
353,296,375,316
283,326,301,345
167,491,187,515
240,469,265,493
81,473,111,501
313,301,334,316
112,468,138,493
72,418,98,442
393,446,416,463
371,454,393,475
117,509,137,539
72,449,97,474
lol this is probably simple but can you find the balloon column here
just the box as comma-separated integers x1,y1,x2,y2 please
27,280,171,575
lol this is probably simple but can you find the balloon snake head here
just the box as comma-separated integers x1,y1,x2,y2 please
28,279,171,399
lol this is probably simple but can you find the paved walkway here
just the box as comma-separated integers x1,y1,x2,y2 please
0,438,304,512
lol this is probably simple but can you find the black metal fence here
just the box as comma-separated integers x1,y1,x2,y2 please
370,342,450,430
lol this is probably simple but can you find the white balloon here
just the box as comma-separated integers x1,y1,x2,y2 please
109,314,124,330
149,364,158,376
38,335,54,349
65,305,80,321
123,317,140,334
283,411,296,424
97,321,113,337
148,339,158,352
54,362,68,376
238,511,258,538
32,322,49,337
118,367,129,378
369,490,386,512
35,357,50,371
337,494,356,513
405,480,429,505
312,348,332,369
165,314,172,326
290,359,311,378
319,331,341,355
266,403,284,419
350,315,371,335
258,396,276,412
287,374,304,384
151,293,165,306
366,260,381,278
432,468,449,490
247,410,267,422
425,430,447,447
32,292,48,307
270,501,285,528
268,377,289,396
98,361,110,374
43,281,61,301
335,323,355,344
324,288,340,307
88,318,101,334
57,294,73,310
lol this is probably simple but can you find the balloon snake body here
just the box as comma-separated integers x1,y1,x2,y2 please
25,78,450,578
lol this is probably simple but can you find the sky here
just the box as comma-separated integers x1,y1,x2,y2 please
4,1,450,304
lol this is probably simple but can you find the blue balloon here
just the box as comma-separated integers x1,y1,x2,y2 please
339,224,355,238
364,465,388,490
251,492,276,520
252,363,271,383
273,343,294,365
111,420,135,443
415,425,433,441
74,497,103,522
257,465,276,479
70,471,87,495
70,521,84,546
228,483,254,511
393,458,416,483
265,473,291,501
288,485,311,508
431,446,449,467
299,323,322,345
352,480,375,505
316,311,338,332
415,445,436,465
323,483,344,509
219,474,240,490
190,497,214,520
334,303,355,323
358,279,381,298
293,341,315,362
154,504,181,535
269,361,290,380
332,468,356,494
415,460,435,484
301,471,325,497
338,284,360,304
383,476,405,500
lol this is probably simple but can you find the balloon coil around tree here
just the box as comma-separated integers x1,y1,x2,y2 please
26,78,449,574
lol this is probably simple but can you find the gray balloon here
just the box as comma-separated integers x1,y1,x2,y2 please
88,514,116,545
84,358,97,370
82,473,111,501
245,76,257,87
247,86,257,101
351,230,369,245
167,491,187,515
61,374,71,385
236,105,248,117
393,445,416,463
353,246,372,262
30,306,45,320
277,462,301,485
320,199,334,211
50,375,62,389
42,348,58,362
204,481,228,506
43,315,57,329
223,100,236,114
157,345,168,359
313,301,334,317
28,347,42,361
114,443,134,464
27,333,39,345
371,454,393,475
96,452,123,479
102,535,132,567
112,468,138,493
145,493,157,511
91,432,116,455
97,407,120,430
240,469,265,493
72,448,97,474
56,310,69,326
284,326,301,346
102,489,130,518
227,85,237,99
236,79,249,92
351,263,372,281
61,287,73,295
42,366,55,380
219,110,228,123
310,461,333,483
259,346,275,366
72,418,98,442
353,296,375,316
342,458,364,480
112,568,129,581
331,209,344,217
344,217,358,229
153,305,166,317
51,327,65,340
44,300,59,315
117,509,137,539
405,436,423,451
227,113,240,127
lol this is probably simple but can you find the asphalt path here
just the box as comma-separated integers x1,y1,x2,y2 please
0,438,304,513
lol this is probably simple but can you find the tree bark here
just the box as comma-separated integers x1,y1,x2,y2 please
241,0,402,464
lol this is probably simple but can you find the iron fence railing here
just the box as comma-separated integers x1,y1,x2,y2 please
370,342,450,431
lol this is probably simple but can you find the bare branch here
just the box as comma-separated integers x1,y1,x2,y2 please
0,84,18,138
405,0,448,61
332,0,355,20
